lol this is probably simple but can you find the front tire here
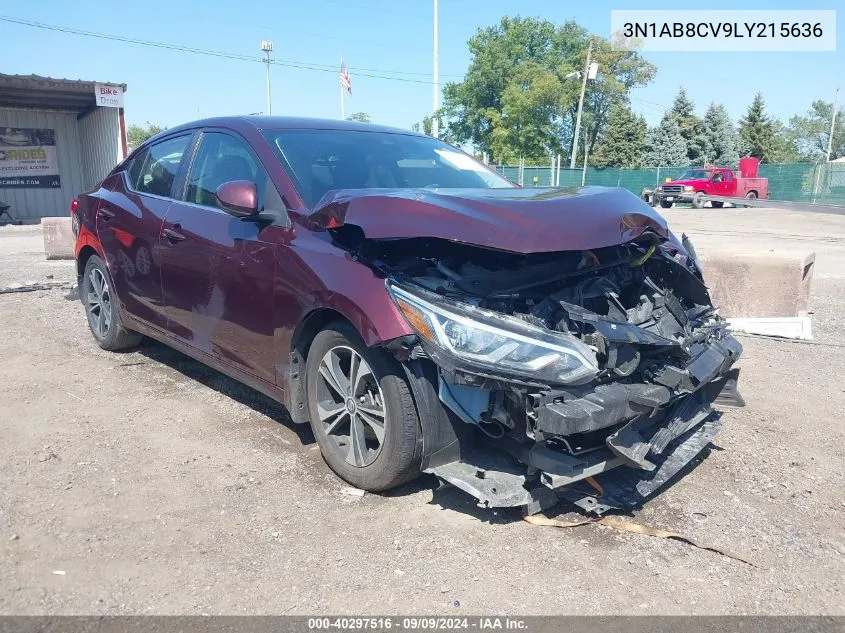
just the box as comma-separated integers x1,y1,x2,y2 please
82,255,142,351
305,323,421,491
659,200,673,209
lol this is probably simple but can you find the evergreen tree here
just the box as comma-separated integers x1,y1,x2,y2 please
644,113,688,167
789,100,845,161
670,88,705,164
700,103,739,166
591,102,647,168
739,93,797,163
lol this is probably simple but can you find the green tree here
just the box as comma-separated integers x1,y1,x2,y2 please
126,122,165,151
788,100,845,161
738,93,797,163
346,112,371,123
440,17,655,163
573,37,657,163
644,113,688,167
590,101,646,168
411,114,437,136
669,88,705,164
700,103,739,166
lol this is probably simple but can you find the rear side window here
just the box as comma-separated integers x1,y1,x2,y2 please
130,135,191,198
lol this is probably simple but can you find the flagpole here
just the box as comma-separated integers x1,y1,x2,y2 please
340,55,345,120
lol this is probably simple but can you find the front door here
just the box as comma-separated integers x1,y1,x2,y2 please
96,133,193,330
159,130,278,385
711,170,731,197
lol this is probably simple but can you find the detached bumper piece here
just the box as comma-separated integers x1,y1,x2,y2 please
559,415,722,515
426,376,739,516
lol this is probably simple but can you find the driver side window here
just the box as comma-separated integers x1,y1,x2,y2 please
186,132,268,211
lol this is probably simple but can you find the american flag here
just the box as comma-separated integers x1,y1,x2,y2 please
340,62,352,94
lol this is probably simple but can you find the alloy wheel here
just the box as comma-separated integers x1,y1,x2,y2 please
315,345,386,467
86,267,112,339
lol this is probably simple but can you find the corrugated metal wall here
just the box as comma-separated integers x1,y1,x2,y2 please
1,106,121,220
78,106,121,195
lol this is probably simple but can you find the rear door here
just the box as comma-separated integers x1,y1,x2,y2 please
96,133,193,330
159,130,280,384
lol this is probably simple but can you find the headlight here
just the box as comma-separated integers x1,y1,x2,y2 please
388,283,599,385
684,185,694,192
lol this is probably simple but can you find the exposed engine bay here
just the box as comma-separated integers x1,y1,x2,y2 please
335,226,744,515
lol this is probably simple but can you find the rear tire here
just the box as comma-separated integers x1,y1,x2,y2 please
82,255,142,351
744,191,758,207
305,322,421,492
711,201,724,208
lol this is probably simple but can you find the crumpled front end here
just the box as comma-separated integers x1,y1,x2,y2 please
345,225,743,515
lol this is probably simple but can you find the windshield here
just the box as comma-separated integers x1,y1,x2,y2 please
678,169,713,181
262,129,514,207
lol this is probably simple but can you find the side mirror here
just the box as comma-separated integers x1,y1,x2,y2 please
216,180,258,218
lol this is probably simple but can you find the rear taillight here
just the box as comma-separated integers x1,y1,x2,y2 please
70,199,80,236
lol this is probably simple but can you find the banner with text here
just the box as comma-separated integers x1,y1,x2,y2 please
0,127,61,188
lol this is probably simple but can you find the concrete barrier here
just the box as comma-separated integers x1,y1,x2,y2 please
699,251,814,318
42,217,74,260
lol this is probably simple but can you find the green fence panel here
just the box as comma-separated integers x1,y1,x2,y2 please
488,162,845,205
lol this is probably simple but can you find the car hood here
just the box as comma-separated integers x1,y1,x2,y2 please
306,186,669,254
663,179,706,187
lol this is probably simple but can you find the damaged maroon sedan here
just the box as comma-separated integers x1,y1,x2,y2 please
72,117,743,515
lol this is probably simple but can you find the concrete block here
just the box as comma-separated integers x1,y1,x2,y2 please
727,317,813,341
42,217,74,260
699,251,814,318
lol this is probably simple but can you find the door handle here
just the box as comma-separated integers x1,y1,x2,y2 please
163,227,186,242
97,208,115,221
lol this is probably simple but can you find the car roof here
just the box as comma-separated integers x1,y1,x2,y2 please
162,115,422,138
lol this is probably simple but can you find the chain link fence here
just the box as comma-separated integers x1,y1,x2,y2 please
492,162,845,205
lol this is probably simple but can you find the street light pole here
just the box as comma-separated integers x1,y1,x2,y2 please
569,39,592,169
432,0,439,138
261,41,273,116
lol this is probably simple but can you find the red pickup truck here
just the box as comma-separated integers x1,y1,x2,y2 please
653,157,768,209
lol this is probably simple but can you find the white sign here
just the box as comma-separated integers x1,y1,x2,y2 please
95,84,124,108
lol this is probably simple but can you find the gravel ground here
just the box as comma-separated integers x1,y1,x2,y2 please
0,213,843,615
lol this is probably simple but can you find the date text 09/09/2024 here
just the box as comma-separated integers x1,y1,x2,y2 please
623,22,824,38
308,617,528,630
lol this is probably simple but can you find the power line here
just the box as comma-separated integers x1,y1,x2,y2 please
0,15,463,84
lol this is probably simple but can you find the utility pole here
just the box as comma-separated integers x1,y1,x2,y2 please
260,41,273,115
581,126,590,186
825,87,839,163
813,87,840,202
569,39,592,169
432,0,439,138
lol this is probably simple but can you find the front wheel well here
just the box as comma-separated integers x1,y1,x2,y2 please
287,308,356,424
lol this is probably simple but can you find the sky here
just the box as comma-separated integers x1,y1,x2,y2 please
1,0,842,133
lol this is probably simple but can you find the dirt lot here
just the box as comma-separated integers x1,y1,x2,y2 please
1,210,843,615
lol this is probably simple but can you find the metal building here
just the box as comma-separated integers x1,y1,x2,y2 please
0,74,127,222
